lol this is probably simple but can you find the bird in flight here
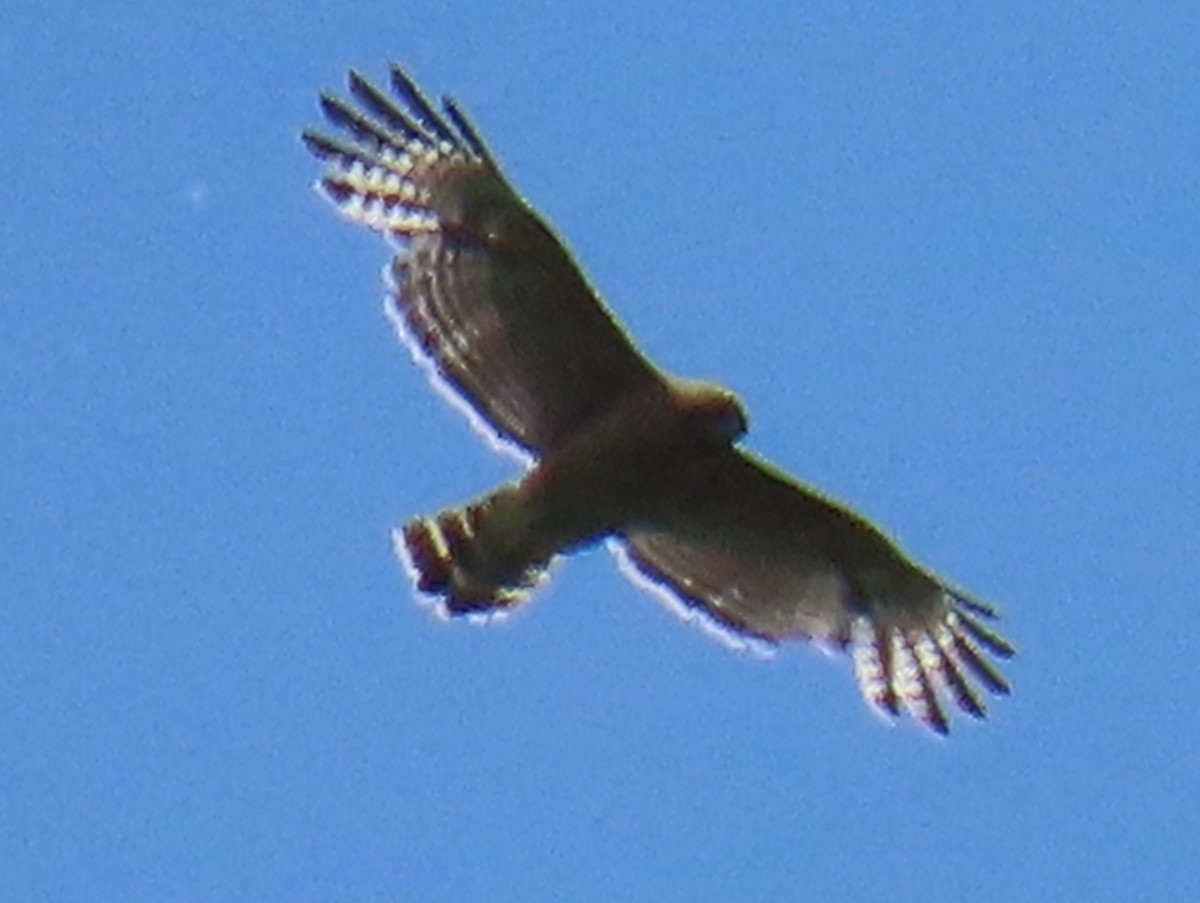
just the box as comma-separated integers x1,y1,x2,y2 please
302,64,1014,734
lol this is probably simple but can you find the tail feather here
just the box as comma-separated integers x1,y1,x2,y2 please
397,493,549,616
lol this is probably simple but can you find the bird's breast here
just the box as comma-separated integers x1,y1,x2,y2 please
517,386,730,550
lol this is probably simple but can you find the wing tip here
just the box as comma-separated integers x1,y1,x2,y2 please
850,599,1014,736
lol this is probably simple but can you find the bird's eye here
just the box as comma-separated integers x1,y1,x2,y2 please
719,402,748,441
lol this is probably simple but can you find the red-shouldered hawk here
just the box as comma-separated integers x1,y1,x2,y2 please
302,64,1014,734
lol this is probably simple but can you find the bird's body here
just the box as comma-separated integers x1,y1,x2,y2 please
403,374,745,611
303,64,1014,734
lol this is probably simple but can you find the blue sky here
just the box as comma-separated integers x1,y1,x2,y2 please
4,2,1199,900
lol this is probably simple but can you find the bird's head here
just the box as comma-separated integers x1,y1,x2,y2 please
670,378,749,444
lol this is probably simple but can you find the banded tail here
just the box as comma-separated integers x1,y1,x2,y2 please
397,490,550,615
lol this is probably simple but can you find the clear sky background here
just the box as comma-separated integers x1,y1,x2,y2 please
4,2,1199,900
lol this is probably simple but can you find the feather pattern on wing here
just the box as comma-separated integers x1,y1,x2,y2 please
302,64,661,456
618,450,1014,734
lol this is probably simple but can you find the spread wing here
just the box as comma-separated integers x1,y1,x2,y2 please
302,64,661,457
617,450,1015,734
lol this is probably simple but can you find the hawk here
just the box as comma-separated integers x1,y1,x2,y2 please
302,64,1014,734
